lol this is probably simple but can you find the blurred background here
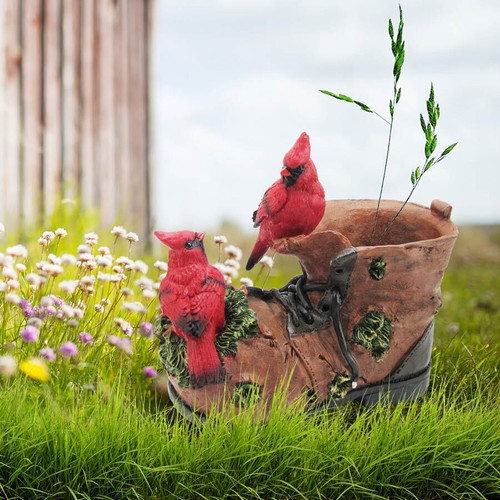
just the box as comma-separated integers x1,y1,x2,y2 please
0,0,499,239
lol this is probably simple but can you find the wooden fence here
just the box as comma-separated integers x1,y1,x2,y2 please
0,0,154,238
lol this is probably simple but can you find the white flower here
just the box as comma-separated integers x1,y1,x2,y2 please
142,289,156,299
27,317,43,328
74,307,85,319
77,252,94,262
132,260,148,274
153,260,168,272
110,273,126,283
121,287,134,297
80,275,95,286
67,319,78,327
112,265,124,274
83,261,97,271
55,228,68,238
0,254,14,268
97,272,112,282
85,232,99,246
260,255,274,268
96,255,113,268
7,279,20,290
122,301,147,313
115,256,133,267
2,267,17,280
111,226,127,237
77,245,91,255
214,235,228,244
6,245,28,259
0,355,17,377
101,298,111,306
48,254,62,265
38,237,49,247
94,304,104,313
135,276,154,290
44,264,64,277
225,245,243,261
26,273,42,287
125,232,139,243
5,292,21,304
59,280,79,294
214,262,238,279
0,280,7,292
159,272,167,280
15,263,27,273
240,277,254,287
61,254,77,266
224,258,241,270
42,231,56,242
61,305,75,318
98,246,111,255
0,223,5,234
40,296,54,307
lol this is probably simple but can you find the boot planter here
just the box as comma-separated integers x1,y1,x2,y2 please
157,199,458,421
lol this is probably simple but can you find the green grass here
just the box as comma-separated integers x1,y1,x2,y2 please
0,219,499,499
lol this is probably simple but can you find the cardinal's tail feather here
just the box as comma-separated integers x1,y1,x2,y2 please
246,235,271,271
185,334,225,388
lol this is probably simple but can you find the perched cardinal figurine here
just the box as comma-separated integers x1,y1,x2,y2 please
246,132,326,270
155,230,226,388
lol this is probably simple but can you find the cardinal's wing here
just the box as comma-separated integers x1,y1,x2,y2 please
252,180,288,228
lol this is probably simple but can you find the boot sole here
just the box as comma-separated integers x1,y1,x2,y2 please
167,363,431,423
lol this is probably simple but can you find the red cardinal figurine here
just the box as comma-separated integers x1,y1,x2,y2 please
155,230,226,388
246,132,326,270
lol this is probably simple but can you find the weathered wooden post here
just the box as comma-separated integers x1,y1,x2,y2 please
1,0,154,239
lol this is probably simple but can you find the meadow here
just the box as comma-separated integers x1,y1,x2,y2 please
0,204,499,500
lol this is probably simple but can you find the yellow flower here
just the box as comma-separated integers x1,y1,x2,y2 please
20,358,50,382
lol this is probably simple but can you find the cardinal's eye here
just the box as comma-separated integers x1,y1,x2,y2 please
185,241,193,249
298,165,305,173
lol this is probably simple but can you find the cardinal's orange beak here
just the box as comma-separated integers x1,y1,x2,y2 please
281,166,291,177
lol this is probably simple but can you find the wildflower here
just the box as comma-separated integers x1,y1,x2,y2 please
2,267,17,280
59,341,78,358
21,325,39,343
125,232,139,243
77,244,92,255
153,260,168,272
115,317,133,335
225,245,243,261
0,355,17,377
39,347,56,362
50,295,65,307
107,335,120,346
98,246,111,255
5,292,21,304
0,254,14,267
214,263,238,279
139,322,153,338
132,260,148,274
26,273,42,287
67,319,78,327
240,277,254,287
6,244,28,259
55,227,68,238
96,255,112,268
38,297,51,309
0,223,4,234
59,280,78,294
20,358,50,381
135,275,154,291
78,332,93,344
28,317,43,328
48,254,62,265
85,232,99,246
225,258,241,270
46,306,56,316
94,304,104,313
116,256,133,267
61,254,77,266
121,287,133,297
60,305,75,318
214,235,228,244
122,301,147,314
15,263,27,273
0,280,6,292
142,289,156,299
19,299,33,317
77,252,94,262
260,255,274,268
111,226,127,238
143,366,158,378
7,279,20,290
116,337,133,355
112,265,123,274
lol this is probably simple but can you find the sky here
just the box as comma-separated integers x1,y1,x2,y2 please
154,0,500,233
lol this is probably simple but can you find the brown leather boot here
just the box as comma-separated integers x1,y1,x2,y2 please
161,199,458,421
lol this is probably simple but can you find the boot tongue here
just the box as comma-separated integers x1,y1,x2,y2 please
274,230,352,281
283,132,310,168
